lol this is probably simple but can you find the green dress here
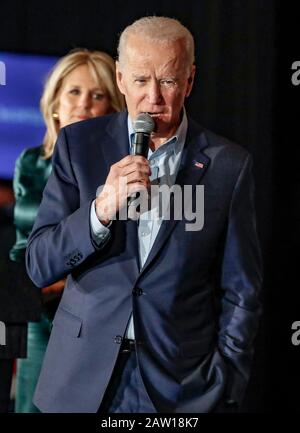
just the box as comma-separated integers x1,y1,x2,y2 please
10,146,52,413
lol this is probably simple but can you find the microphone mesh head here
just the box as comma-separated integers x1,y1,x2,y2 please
133,113,155,134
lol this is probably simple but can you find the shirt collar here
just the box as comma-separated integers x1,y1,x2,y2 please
127,108,188,158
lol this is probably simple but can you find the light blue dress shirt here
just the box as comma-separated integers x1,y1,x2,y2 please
90,111,188,339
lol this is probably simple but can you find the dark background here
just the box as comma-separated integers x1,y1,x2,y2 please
0,0,298,412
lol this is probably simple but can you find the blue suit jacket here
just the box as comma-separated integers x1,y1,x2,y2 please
26,111,262,413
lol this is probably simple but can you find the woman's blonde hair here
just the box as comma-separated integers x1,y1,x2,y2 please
40,48,125,159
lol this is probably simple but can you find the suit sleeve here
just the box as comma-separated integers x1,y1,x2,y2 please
218,153,263,406
26,128,107,287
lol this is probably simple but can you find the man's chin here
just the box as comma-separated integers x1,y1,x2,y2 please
152,117,173,132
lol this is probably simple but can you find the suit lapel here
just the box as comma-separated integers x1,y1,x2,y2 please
101,111,130,170
84,112,130,197
103,111,140,276
138,119,211,276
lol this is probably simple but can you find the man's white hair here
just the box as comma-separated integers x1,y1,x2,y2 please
117,16,195,70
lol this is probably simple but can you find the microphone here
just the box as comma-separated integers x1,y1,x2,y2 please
128,113,155,205
131,112,155,157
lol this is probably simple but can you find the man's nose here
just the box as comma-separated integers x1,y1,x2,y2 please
147,81,162,105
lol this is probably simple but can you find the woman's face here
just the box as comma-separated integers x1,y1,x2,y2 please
56,64,113,128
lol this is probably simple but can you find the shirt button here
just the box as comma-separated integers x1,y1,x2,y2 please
114,335,123,344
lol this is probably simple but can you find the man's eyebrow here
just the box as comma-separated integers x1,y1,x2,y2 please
132,74,150,79
159,76,178,80
131,74,179,81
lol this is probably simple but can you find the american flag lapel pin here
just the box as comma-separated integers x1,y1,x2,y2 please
194,160,204,169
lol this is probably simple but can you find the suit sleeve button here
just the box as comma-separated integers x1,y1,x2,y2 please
114,335,123,344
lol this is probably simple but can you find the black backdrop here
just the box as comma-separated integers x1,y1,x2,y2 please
0,0,299,412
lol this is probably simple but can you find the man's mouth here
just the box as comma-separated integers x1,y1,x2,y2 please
147,112,164,118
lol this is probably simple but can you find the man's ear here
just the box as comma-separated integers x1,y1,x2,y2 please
115,61,125,95
185,64,196,98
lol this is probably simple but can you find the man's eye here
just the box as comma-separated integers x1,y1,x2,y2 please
160,79,176,87
135,79,146,85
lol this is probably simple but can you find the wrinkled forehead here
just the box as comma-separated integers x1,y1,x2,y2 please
122,35,189,75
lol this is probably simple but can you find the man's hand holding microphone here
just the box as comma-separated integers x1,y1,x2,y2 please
95,113,155,225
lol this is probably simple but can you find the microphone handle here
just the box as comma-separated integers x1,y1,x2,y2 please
132,132,150,157
128,132,150,206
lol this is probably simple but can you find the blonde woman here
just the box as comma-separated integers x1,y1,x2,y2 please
9,49,125,413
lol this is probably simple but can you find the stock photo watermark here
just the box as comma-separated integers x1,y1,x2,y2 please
0,321,6,346
0,61,6,85
96,179,205,232
291,321,300,346
291,61,300,86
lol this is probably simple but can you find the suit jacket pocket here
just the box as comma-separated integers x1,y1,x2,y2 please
52,307,82,338
179,335,215,358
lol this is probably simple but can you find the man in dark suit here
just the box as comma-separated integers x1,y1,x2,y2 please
26,16,262,413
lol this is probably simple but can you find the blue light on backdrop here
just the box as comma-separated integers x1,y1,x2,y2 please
0,52,58,179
